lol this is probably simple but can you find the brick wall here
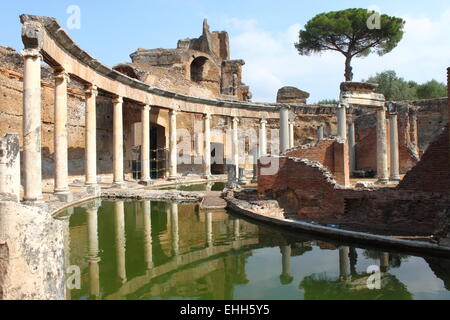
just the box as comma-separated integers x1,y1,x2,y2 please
283,140,335,172
282,139,349,186
398,126,449,192
258,155,449,234
258,157,345,220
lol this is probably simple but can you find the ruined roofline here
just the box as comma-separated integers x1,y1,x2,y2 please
18,14,285,113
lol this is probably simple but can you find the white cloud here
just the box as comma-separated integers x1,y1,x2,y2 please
226,10,450,104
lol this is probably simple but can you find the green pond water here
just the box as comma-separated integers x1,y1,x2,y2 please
59,200,450,300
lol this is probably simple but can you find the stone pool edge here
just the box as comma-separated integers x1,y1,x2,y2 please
225,196,450,258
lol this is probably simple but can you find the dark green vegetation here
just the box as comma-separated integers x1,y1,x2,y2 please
295,8,405,81
364,70,448,101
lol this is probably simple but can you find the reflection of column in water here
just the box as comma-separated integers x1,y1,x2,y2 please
166,204,171,234
142,201,153,269
380,252,390,272
114,201,127,284
280,245,293,285
234,219,240,240
339,246,351,280
87,204,100,298
206,211,213,248
171,203,179,256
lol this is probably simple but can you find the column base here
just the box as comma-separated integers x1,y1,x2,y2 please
390,175,401,182
203,174,212,180
139,180,154,186
112,182,127,189
53,191,74,203
22,197,44,205
377,178,389,185
168,175,179,181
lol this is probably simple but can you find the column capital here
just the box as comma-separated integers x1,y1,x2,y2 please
113,95,123,105
84,84,98,97
169,109,178,116
21,48,42,60
143,104,151,111
260,118,267,125
232,116,240,124
54,69,70,84
203,113,212,120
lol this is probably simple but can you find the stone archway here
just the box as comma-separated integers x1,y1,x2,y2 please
190,56,209,82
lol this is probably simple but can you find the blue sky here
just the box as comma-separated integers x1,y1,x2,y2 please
1,0,449,102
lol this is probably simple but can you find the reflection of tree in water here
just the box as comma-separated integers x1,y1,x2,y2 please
425,257,450,291
362,250,409,268
299,272,412,300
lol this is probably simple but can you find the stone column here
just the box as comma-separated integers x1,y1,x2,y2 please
142,200,153,269
259,119,267,156
53,70,72,202
22,48,43,202
170,202,179,256
289,120,295,148
168,110,178,180
84,85,98,188
251,147,258,184
337,104,347,140
114,201,127,284
203,113,212,179
380,252,390,272
232,117,240,180
348,119,356,173
279,106,289,153
317,126,324,141
113,96,125,188
376,107,389,184
206,211,213,248
389,113,400,181
140,105,152,185
87,202,100,298
289,121,295,149
409,109,419,154
339,246,350,280
280,245,293,285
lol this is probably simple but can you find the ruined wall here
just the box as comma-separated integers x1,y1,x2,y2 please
398,123,449,193
258,155,449,235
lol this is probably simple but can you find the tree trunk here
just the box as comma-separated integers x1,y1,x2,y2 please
344,55,353,82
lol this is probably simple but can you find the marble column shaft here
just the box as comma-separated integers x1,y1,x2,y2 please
376,108,389,183
113,96,124,185
22,49,43,201
169,110,178,180
85,85,98,186
141,105,151,183
389,113,400,181
203,114,211,178
259,119,267,156
54,70,70,194
279,107,289,153
337,104,347,140
232,117,240,178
